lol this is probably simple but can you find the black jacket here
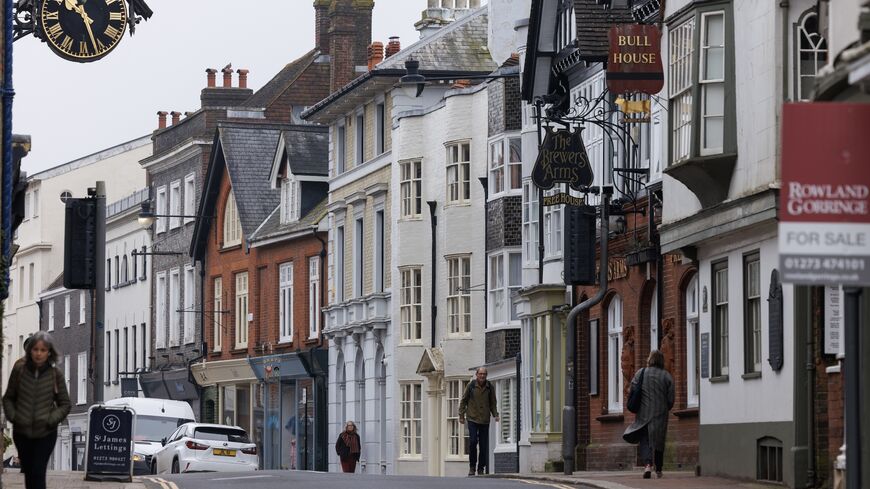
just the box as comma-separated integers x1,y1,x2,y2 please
335,432,361,462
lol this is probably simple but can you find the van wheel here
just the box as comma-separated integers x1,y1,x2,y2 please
171,458,180,474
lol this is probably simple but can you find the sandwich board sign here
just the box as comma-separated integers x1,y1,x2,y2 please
84,405,136,482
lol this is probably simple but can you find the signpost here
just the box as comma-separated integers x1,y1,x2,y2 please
780,103,870,489
531,127,594,193
84,405,136,482
606,24,664,95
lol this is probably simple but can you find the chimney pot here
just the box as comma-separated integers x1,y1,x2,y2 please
222,66,233,88
386,36,401,58
205,68,217,88
157,111,168,130
368,42,385,70
170,111,182,125
236,69,249,89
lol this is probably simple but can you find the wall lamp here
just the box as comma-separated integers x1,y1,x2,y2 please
399,59,519,98
138,201,213,229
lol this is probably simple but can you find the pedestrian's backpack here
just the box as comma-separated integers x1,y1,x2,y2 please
462,379,493,406
626,367,645,413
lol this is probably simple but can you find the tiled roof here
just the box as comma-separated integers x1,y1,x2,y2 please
283,128,328,177
244,49,321,108
574,0,634,60
46,273,64,292
249,198,328,244
218,123,286,239
377,7,496,73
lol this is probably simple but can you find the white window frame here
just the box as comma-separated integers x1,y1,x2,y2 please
156,272,167,349
77,352,87,405
686,275,700,407
223,191,242,248
607,295,624,413
355,111,365,166
64,354,70,393
335,225,345,303
213,277,223,352
489,139,504,195
489,251,522,328
446,379,469,456
796,11,828,101
400,383,423,458
353,217,364,298
446,255,471,336
184,173,196,225
79,290,86,324
543,192,563,259
713,260,729,377
373,209,385,293
496,377,516,447
169,180,181,230
488,136,522,198
400,267,423,344
699,11,725,155
281,177,299,224
184,266,195,344
522,181,539,264
669,18,695,163
279,262,294,343
376,102,386,155
309,256,320,339
446,141,471,204
650,285,659,351
156,185,167,234
556,0,576,52
336,124,347,175
399,159,422,219
169,268,180,347
64,295,71,328
32,188,39,218
235,272,249,348
744,252,762,374
48,300,55,331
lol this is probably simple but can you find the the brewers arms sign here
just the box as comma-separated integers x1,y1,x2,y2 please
606,24,664,95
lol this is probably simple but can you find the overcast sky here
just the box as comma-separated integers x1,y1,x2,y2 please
13,0,429,175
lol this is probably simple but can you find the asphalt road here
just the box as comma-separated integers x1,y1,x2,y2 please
141,470,590,489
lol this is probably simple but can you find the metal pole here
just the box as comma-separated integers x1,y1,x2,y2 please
427,201,437,348
94,181,106,403
516,352,521,473
563,190,610,475
844,287,862,489
535,101,545,284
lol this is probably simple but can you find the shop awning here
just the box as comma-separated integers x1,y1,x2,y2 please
248,349,328,381
139,368,199,401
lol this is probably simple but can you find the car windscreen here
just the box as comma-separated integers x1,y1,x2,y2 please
134,416,194,442
193,427,250,443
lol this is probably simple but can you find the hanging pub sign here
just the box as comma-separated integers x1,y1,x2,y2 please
532,128,594,192
606,24,664,95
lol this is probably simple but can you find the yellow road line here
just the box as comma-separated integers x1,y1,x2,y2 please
510,478,578,489
156,477,181,489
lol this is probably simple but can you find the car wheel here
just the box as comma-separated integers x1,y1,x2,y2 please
171,458,180,474
151,461,157,475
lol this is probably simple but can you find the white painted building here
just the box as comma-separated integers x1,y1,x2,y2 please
103,188,152,401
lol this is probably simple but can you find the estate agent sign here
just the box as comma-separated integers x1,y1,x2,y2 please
85,405,136,482
532,128,594,197
779,103,870,286
606,24,664,94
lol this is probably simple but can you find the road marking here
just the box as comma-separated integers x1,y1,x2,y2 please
511,478,577,489
144,477,171,489
156,477,180,489
209,475,275,481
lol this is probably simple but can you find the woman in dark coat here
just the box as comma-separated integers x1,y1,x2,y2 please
335,420,361,473
623,350,674,479
3,332,71,489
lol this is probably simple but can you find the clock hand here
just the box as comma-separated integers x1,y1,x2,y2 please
64,0,98,50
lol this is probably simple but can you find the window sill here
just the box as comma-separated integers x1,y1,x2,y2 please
398,217,424,222
231,347,248,354
672,407,699,418
305,337,320,346
220,244,243,253
709,375,729,383
741,372,762,380
595,413,624,423
446,334,473,340
398,342,424,347
397,456,424,461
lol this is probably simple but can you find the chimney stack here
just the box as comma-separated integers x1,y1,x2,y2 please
386,36,401,57
314,0,331,54
368,42,384,70
170,111,182,125
222,65,233,87
236,69,249,89
205,68,217,88
329,0,374,92
157,111,168,129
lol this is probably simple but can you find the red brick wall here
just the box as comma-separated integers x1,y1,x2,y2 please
205,169,326,362
573,198,699,470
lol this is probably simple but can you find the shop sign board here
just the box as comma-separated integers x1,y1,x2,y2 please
606,24,664,94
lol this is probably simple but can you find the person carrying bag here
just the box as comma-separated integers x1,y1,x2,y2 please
622,350,674,479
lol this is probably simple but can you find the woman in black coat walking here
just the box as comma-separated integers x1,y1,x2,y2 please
623,350,674,479
335,420,361,473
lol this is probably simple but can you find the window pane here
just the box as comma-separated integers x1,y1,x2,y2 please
705,14,724,47
508,253,522,286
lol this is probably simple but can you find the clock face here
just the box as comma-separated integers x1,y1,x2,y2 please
40,0,128,62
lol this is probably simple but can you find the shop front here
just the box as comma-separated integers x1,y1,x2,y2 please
248,350,328,472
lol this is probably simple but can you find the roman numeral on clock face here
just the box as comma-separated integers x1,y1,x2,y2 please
60,36,73,51
105,25,121,39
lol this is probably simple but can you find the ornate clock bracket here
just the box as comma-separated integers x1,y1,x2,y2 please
12,0,152,43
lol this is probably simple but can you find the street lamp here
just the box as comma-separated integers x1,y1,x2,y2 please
137,201,212,229
398,59,519,98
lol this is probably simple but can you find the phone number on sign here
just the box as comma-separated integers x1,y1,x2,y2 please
784,257,866,271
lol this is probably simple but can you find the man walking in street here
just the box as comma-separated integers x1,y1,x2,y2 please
459,367,499,476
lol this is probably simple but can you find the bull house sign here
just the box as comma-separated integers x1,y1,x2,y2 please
606,24,664,95
532,128,594,202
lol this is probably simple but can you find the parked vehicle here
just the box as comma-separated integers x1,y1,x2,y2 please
152,423,258,474
103,397,195,475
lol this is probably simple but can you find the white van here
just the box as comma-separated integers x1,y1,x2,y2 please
103,397,196,474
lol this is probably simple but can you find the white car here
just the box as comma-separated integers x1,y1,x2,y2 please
152,423,259,474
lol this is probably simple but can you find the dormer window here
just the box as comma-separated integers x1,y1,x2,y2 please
280,177,299,224
223,190,242,248
556,0,576,52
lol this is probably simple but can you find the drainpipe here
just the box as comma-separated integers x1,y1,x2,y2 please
427,202,438,348
535,101,545,284
479,177,488,331
563,189,611,475
805,288,816,488
780,0,790,102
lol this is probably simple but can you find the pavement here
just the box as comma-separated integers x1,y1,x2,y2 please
486,470,779,489
0,470,147,489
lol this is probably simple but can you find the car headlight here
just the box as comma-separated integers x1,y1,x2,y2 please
132,454,144,462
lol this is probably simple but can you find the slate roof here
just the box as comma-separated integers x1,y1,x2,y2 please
244,49,321,108
377,6,496,72
249,198,328,244
46,273,64,292
574,0,634,60
283,128,328,177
